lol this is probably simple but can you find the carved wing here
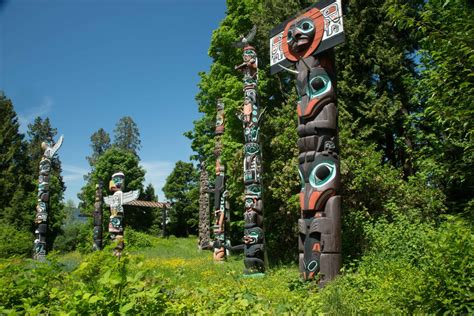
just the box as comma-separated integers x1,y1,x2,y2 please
45,135,64,159
231,25,257,48
245,25,257,43
122,190,140,205
232,40,245,48
103,195,115,206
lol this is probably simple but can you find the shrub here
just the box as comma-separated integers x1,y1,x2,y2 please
53,222,90,253
320,215,473,313
0,223,32,258
125,228,157,248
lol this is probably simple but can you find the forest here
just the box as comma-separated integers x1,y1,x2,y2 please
0,0,472,313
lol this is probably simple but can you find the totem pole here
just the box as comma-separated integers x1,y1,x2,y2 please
211,99,229,261
92,182,103,250
33,135,64,261
234,26,265,275
198,162,211,250
103,172,139,257
102,172,170,256
269,1,345,287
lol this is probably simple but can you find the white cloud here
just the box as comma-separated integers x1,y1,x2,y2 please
141,160,174,201
62,164,89,182
18,96,53,133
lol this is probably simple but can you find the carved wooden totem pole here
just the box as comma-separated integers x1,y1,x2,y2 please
198,162,211,250
270,0,344,286
212,99,229,261
92,182,103,250
234,26,265,275
33,135,64,261
103,172,139,257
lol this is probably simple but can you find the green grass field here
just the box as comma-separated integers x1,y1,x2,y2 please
1,234,323,314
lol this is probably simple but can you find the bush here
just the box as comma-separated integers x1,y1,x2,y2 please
125,228,157,248
320,214,473,313
0,250,167,314
53,222,91,253
0,223,32,258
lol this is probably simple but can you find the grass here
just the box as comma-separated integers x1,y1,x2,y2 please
52,235,322,314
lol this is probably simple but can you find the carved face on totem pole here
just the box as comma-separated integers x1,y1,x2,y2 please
109,172,125,192
287,18,316,53
269,1,344,75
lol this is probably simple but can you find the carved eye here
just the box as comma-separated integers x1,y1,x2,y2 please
298,20,314,33
311,77,325,91
307,74,331,99
287,30,294,42
309,161,336,188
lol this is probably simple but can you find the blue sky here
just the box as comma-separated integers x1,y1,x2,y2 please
0,0,226,205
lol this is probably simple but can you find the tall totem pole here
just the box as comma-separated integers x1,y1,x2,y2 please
33,135,64,261
103,172,139,257
198,162,211,250
92,182,103,251
212,99,229,261
269,1,344,286
234,26,265,275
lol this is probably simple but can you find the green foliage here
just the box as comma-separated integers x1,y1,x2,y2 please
125,228,156,249
86,127,111,167
0,94,34,233
0,250,166,314
0,223,32,258
53,222,90,254
1,231,472,314
113,116,142,157
386,0,474,213
79,119,162,234
163,161,199,237
78,146,146,230
0,94,66,254
320,215,473,314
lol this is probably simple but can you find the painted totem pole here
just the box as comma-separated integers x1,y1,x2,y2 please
269,0,345,286
33,135,64,261
92,182,103,250
198,162,211,250
234,26,265,275
212,99,229,261
103,172,139,257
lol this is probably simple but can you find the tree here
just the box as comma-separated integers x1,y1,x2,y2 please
127,183,161,232
0,93,33,232
78,146,146,233
86,128,111,167
386,0,474,214
113,116,141,157
163,161,199,237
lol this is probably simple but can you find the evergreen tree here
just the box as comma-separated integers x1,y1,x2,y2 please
127,183,160,232
163,161,199,237
113,116,142,157
86,128,111,167
0,93,33,232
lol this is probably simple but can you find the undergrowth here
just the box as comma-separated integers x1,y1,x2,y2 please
0,216,472,314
